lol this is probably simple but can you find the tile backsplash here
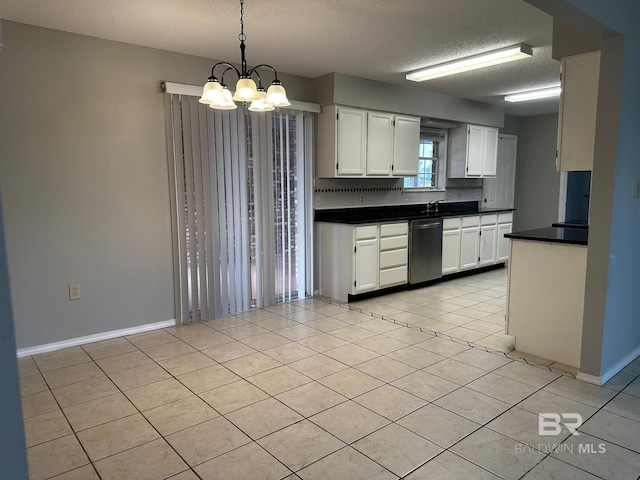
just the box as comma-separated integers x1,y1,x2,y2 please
314,178,482,209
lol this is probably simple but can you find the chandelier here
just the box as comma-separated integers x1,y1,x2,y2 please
199,0,290,112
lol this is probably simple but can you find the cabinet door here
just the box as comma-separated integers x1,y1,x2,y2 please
497,223,512,262
337,108,367,176
354,237,379,293
392,116,420,176
460,227,479,270
466,125,484,176
442,229,461,275
479,224,497,266
366,112,394,176
482,127,498,177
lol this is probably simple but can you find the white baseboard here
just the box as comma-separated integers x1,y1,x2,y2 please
17,319,177,358
577,343,640,386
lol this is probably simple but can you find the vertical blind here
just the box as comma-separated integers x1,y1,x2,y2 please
167,91,314,324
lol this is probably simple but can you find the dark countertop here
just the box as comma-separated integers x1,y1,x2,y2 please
314,201,515,224
505,227,588,246
551,219,589,229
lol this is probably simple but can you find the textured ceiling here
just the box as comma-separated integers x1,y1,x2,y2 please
1,0,560,116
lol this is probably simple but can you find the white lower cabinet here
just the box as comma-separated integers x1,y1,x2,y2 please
460,216,480,271
442,218,462,274
318,221,407,302
442,212,512,276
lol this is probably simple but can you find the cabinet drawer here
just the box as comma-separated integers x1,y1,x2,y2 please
443,217,461,230
380,248,407,269
380,265,408,288
481,214,497,225
498,212,513,224
380,222,408,237
355,225,378,240
461,215,480,228
380,235,408,251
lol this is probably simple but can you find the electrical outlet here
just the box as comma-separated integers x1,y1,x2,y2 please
69,283,82,300
359,194,365,204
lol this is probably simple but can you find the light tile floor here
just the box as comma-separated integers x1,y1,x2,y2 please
19,269,640,479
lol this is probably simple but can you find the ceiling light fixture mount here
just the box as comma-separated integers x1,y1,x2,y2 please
504,85,562,102
406,44,533,82
199,0,290,111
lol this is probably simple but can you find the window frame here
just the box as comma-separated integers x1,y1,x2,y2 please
403,128,447,191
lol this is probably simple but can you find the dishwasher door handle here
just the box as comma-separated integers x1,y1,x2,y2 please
413,223,441,230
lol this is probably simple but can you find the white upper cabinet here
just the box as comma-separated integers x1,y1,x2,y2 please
447,124,499,178
366,112,395,175
318,105,420,178
556,50,600,172
392,116,420,176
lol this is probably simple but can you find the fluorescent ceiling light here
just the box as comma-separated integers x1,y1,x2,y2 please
504,86,562,102
406,44,533,82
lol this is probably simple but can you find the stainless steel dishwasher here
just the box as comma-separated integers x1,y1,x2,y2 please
409,218,443,285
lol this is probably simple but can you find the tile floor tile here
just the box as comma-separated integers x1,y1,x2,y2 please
324,343,380,365
23,408,73,448
21,389,59,419
19,372,49,396
108,362,172,390
465,319,504,334
386,345,445,369
355,355,417,382
553,432,640,479
603,392,640,422
317,368,383,398
391,370,459,402
246,365,313,396
222,324,270,340
603,371,635,392
253,316,299,330
352,423,443,477
383,327,434,345
27,434,89,480
309,400,389,443
330,325,378,343
225,397,303,440
579,410,640,453
126,330,178,349
77,413,159,461
94,350,153,374
143,395,219,436
51,375,119,408
201,341,256,363
486,407,570,448
451,428,542,480
467,373,538,404
275,381,347,417
623,376,640,398
397,404,480,448
33,347,92,373
195,441,292,480
263,343,317,363
296,446,396,480
164,322,216,339
51,464,101,479
358,318,403,334
276,324,322,341
223,351,283,377
81,337,137,360
281,309,328,322
451,348,512,371
94,438,188,480
176,364,240,394
543,375,617,408
303,317,350,333
288,354,348,380
166,417,251,466
141,340,198,362
434,387,510,424
241,332,292,351
182,331,235,350
520,456,600,479
415,336,471,356
124,378,193,411
494,361,561,388
41,361,105,388
423,358,487,385
353,384,427,421
518,390,598,425
63,392,137,431
198,379,270,414
405,450,502,479
441,326,488,343
18,357,39,377
297,333,349,352
167,471,200,480
355,334,407,355
257,420,345,471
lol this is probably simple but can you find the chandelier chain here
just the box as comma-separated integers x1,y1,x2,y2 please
238,0,246,43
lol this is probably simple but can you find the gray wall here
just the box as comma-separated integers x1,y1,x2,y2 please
0,190,28,478
0,21,314,349
513,114,560,231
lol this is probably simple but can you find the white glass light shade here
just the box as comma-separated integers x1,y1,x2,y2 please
504,86,562,102
232,78,261,101
210,87,238,110
265,84,290,107
248,98,275,112
406,44,533,82
199,80,225,105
